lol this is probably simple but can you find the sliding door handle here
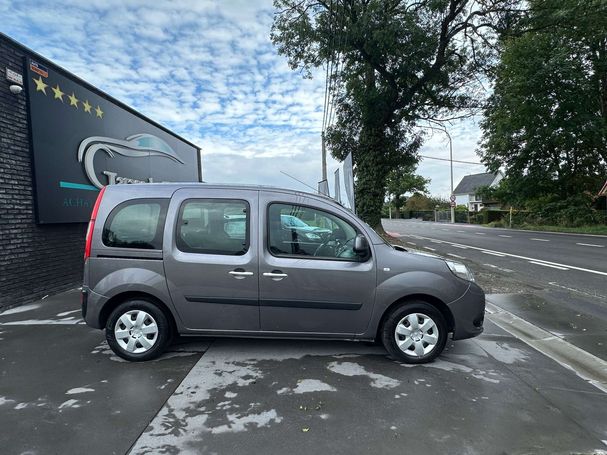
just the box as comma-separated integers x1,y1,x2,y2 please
263,272,288,278
229,270,254,279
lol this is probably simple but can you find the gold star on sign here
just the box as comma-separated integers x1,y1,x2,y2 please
82,100,92,113
95,105,104,119
33,76,48,94
68,92,79,108
51,84,64,102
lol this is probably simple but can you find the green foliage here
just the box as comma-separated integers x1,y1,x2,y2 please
479,0,607,206
404,193,449,211
272,0,519,227
386,163,430,218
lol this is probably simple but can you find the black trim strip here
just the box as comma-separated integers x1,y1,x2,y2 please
261,299,362,311
183,296,362,311
185,296,258,306
96,255,163,260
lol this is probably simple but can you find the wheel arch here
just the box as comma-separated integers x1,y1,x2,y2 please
100,291,177,335
375,294,455,342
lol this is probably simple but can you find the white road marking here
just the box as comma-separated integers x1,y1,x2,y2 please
498,235,512,238
447,253,466,259
402,234,607,277
530,238,550,242
424,247,436,251
475,232,486,235
548,282,606,301
576,243,605,248
441,229,449,231
431,240,444,244
529,261,569,271
457,230,465,233
406,242,416,246
483,264,513,273
482,251,505,257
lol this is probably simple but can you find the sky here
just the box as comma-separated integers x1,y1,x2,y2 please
0,0,488,201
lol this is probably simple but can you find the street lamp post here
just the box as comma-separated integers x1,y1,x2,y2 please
445,130,455,224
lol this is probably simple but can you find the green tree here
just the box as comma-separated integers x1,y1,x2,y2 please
272,0,519,228
479,0,607,208
404,193,449,211
386,164,430,218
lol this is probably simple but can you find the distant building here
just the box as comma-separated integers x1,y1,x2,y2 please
453,172,504,212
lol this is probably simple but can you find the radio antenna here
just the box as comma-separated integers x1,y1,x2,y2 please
280,171,319,193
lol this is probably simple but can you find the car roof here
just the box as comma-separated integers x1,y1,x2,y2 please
104,182,338,204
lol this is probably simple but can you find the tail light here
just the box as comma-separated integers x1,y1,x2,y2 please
84,186,106,260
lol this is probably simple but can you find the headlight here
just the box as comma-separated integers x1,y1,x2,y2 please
445,260,475,282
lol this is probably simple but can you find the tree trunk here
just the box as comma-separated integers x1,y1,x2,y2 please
355,126,390,230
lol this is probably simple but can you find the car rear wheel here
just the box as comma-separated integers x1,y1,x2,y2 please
105,299,172,362
381,301,448,364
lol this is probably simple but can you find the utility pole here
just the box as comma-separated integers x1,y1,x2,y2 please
321,132,328,181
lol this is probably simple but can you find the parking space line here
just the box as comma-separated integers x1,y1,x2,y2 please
576,243,605,248
530,238,550,242
528,261,569,270
453,245,468,249
424,247,436,251
498,235,512,238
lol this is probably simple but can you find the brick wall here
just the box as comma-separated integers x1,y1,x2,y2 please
0,36,85,310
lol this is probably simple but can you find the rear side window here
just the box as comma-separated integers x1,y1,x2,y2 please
102,199,168,250
176,199,249,255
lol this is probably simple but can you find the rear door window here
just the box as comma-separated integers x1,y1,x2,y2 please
176,199,249,255
102,199,168,250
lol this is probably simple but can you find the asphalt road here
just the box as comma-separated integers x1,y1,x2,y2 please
383,219,606,300
383,219,607,360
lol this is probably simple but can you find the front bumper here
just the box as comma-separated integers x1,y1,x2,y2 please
448,281,485,340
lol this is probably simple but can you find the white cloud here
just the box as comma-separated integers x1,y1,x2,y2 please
0,0,485,200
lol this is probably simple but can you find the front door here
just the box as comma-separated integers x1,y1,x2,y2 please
164,188,259,331
259,192,376,335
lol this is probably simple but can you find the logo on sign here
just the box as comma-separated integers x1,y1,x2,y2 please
77,134,185,189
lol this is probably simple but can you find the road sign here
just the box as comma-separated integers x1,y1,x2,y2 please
450,201,456,207
450,195,456,202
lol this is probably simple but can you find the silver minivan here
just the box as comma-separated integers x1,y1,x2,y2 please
82,183,484,363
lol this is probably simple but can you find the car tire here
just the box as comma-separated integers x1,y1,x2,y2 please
105,299,172,362
381,301,448,364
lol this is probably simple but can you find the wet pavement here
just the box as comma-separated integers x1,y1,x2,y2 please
0,289,207,455
1,290,607,455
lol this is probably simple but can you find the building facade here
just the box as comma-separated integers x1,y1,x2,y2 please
0,34,201,310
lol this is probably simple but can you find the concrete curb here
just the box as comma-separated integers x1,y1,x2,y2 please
486,300,607,394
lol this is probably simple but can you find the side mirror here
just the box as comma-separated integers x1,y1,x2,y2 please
353,234,369,255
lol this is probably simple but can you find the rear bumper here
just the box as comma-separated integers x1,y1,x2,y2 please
448,281,485,340
82,286,108,329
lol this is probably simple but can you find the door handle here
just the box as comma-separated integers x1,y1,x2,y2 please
229,270,254,279
263,272,288,278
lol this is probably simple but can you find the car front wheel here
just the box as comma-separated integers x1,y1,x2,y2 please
381,301,448,364
105,299,172,361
